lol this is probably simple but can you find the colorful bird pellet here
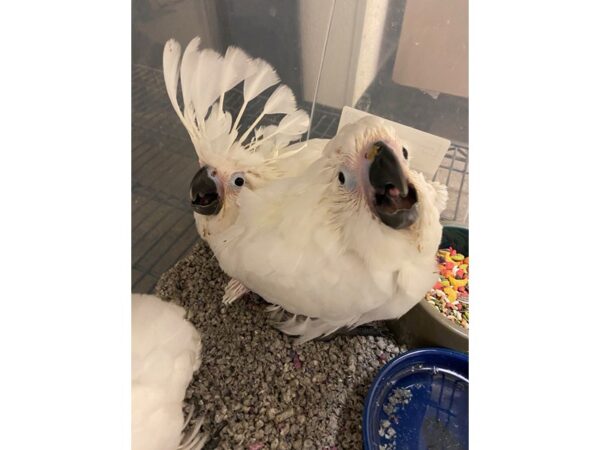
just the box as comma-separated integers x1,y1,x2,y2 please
425,247,469,329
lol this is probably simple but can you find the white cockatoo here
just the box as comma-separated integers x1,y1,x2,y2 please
132,294,206,450
212,116,449,343
162,38,326,302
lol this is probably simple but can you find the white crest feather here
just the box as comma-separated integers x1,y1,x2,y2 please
244,110,309,154
163,37,310,164
274,133,301,150
231,58,281,135
191,49,223,128
243,58,280,103
205,103,232,141
180,37,202,120
218,47,253,111
237,85,298,144
263,85,296,115
162,39,182,119
273,110,310,137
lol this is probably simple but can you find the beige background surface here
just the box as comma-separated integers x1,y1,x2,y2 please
393,0,468,97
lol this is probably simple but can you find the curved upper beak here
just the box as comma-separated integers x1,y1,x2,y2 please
190,166,222,216
368,141,418,229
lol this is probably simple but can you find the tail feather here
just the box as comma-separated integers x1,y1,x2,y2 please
178,412,208,450
272,311,357,344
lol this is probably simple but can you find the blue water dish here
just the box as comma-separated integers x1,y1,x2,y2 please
363,348,469,450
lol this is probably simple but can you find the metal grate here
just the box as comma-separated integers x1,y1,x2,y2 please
434,143,469,225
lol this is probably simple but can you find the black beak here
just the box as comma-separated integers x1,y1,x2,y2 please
369,141,418,229
190,166,222,216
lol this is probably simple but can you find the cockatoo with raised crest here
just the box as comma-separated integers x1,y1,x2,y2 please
162,37,326,303
212,116,448,343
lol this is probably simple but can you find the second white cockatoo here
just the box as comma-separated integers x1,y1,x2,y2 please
212,116,449,343
162,38,326,301
132,294,206,450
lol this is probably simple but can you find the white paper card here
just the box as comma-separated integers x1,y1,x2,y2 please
337,106,451,180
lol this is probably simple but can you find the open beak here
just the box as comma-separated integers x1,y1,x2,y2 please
190,166,222,216
368,141,418,229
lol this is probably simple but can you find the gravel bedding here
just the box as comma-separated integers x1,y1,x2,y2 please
155,241,407,450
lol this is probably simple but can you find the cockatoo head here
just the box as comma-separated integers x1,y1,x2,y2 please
320,116,443,252
163,37,310,237
188,139,291,238
189,147,264,217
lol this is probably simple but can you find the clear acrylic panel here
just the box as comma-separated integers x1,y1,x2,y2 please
133,0,467,143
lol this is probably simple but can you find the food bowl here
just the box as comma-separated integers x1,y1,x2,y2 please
387,224,469,352
363,348,469,450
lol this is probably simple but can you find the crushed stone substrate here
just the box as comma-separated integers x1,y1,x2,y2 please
155,241,409,449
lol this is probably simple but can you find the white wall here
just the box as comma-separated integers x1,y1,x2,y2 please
299,0,389,109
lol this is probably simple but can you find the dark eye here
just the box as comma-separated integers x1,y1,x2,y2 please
338,171,345,185
234,177,245,187
402,147,408,159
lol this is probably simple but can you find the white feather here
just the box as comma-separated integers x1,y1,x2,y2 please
431,180,449,213
218,47,253,110
205,102,232,141
243,58,280,103
274,132,301,150
275,110,310,136
237,85,298,144
204,101,236,156
244,110,309,151
132,294,203,450
191,49,223,129
260,125,278,137
162,39,182,118
163,38,316,177
263,85,297,115
180,37,202,120
231,58,280,134
253,126,266,140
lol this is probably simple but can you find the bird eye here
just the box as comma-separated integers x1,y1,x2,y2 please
402,147,408,159
337,169,356,190
230,172,245,188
